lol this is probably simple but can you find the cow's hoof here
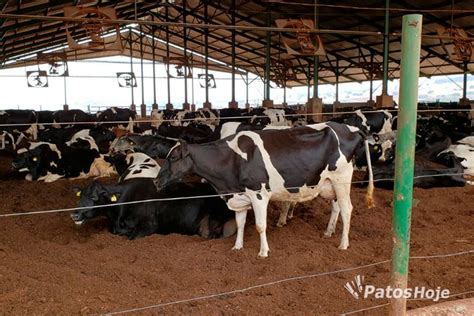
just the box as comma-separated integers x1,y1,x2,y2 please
232,245,243,251
276,221,286,228
257,251,268,258
338,243,349,250
323,231,334,238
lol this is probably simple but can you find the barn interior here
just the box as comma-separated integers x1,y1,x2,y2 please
0,1,473,315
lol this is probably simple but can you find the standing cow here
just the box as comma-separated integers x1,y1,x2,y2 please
157,122,374,257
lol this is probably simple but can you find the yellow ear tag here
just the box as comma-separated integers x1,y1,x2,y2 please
76,191,81,197
111,195,117,202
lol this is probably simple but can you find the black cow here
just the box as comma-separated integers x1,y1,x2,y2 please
97,107,136,132
157,122,374,257
110,134,177,159
71,180,236,240
52,109,95,129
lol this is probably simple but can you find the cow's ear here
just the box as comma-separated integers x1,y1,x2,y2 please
72,187,81,196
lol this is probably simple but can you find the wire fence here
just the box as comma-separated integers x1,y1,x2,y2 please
0,107,473,128
104,249,474,315
0,172,469,218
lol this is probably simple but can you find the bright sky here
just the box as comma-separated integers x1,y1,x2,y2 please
0,55,472,112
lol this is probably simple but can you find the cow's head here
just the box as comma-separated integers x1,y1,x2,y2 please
110,135,136,154
12,144,59,180
156,141,193,189
71,181,121,225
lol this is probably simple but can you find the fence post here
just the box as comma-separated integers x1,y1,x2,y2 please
390,14,422,316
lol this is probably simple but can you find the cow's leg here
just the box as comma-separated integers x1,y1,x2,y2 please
324,199,340,237
277,201,291,227
252,196,270,258
334,183,353,250
232,210,247,250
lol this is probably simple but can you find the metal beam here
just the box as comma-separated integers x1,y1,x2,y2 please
382,0,390,95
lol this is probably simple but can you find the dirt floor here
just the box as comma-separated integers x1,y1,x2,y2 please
0,152,473,315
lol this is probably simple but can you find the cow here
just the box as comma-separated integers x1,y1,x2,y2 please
110,135,177,159
65,127,116,154
97,107,136,132
0,110,39,148
436,136,474,181
370,154,466,189
52,109,95,129
335,109,394,135
248,108,293,127
106,152,161,183
156,122,374,257
12,138,100,182
71,180,237,240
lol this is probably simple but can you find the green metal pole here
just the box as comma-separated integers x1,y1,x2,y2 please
382,0,390,95
390,14,422,316
313,0,319,99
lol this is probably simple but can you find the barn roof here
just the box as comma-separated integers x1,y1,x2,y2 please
1,0,473,87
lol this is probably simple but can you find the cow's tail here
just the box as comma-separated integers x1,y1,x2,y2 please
364,139,375,209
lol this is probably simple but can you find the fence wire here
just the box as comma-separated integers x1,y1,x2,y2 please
0,172,469,218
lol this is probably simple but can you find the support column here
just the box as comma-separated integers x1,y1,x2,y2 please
313,0,319,99
183,0,189,110
333,57,340,116
263,6,273,108
377,0,394,108
152,20,158,110
165,1,172,110
203,1,211,109
129,27,136,112
390,14,422,316
459,61,472,119
63,75,68,111
139,24,146,118
245,72,250,108
228,0,238,109
368,53,376,107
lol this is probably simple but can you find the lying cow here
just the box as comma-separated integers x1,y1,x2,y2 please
71,179,236,240
12,138,100,182
156,122,374,257
436,136,474,181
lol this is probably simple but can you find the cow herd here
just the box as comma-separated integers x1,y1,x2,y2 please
1,105,473,257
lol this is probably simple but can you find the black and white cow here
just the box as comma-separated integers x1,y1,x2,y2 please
97,107,136,132
340,109,394,135
110,135,177,159
12,138,100,182
248,108,294,127
65,127,116,154
436,136,474,181
0,110,39,148
71,180,236,240
157,122,374,257
105,152,161,183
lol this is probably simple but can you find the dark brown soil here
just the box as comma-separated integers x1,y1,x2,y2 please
0,153,473,315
